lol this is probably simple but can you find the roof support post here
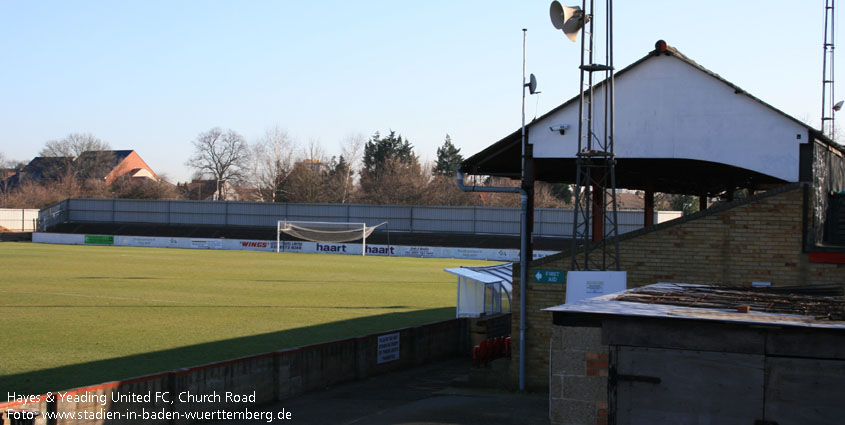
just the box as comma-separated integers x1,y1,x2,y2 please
644,183,654,227
456,169,529,391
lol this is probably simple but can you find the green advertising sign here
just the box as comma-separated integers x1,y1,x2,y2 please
533,269,565,284
84,235,114,245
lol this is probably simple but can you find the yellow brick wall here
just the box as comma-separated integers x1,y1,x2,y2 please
511,184,845,390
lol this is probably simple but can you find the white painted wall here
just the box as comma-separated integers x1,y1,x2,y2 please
531,54,807,182
0,209,38,231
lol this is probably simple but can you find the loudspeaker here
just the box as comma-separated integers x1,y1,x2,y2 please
550,1,585,42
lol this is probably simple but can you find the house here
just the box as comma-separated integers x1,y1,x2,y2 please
76,150,158,185
6,150,158,187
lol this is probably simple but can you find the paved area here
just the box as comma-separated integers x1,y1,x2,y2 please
208,358,550,425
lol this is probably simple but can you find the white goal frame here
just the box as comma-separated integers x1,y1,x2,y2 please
277,220,372,255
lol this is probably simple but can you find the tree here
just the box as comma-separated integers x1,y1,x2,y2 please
335,133,365,203
548,183,573,205
324,155,357,203
433,134,463,176
359,130,428,204
359,156,429,205
38,133,113,196
186,127,250,201
535,182,572,208
424,173,479,206
362,131,415,178
250,127,295,202
656,193,700,216
668,194,699,215
40,132,111,158
112,174,181,200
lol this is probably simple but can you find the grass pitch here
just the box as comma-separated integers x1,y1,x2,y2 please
0,242,491,395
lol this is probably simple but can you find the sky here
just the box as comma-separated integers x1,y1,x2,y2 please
0,1,839,182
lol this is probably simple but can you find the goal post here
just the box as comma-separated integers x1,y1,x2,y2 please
276,220,386,256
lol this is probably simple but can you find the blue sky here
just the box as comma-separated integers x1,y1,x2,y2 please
0,1,838,182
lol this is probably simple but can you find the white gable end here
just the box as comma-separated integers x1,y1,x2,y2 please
530,54,806,182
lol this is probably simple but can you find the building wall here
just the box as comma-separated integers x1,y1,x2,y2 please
512,183,845,390
530,53,808,182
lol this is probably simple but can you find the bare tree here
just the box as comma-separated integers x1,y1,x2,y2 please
40,132,111,158
278,138,330,203
186,127,250,201
112,173,182,200
335,133,365,203
250,127,296,202
358,156,429,205
37,133,113,197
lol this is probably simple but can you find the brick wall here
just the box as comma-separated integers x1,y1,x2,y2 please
512,183,845,390
549,326,608,425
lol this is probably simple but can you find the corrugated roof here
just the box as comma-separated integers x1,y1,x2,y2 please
445,262,513,292
546,283,845,329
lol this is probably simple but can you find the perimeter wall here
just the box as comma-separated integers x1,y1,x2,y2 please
0,319,467,425
511,183,845,390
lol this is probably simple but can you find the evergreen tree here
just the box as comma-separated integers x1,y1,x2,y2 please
362,131,415,178
433,134,463,176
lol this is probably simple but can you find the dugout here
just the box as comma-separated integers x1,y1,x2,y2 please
445,263,512,318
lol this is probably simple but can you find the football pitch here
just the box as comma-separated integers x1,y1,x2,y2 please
0,242,491,396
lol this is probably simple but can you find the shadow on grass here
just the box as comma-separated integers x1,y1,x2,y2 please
1,307,454,396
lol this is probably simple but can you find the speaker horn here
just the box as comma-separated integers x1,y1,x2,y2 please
550,1,585,42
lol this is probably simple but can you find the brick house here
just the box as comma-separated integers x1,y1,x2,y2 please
9,150,158,187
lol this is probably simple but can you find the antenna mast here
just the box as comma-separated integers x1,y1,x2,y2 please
822,0,837,139
551,0,620,270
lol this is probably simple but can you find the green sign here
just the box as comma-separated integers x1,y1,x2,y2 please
533,269,565,284
84,235,114,245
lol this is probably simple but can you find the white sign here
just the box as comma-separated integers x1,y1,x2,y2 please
565,271,627,304
377,332,400,364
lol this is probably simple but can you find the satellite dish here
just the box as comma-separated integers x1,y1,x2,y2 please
550,1,586,42
834,100,844,112
528,74,538,95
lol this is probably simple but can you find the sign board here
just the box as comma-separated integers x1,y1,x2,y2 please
534,269,566,284
84,235,114,245
565,271,627,304
33,233,560,261
377,332,400,364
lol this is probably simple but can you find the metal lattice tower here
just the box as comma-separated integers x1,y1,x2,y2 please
822,0,837,139
570,0,620,271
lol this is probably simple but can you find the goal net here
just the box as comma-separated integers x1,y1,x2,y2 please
276,220,387,255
